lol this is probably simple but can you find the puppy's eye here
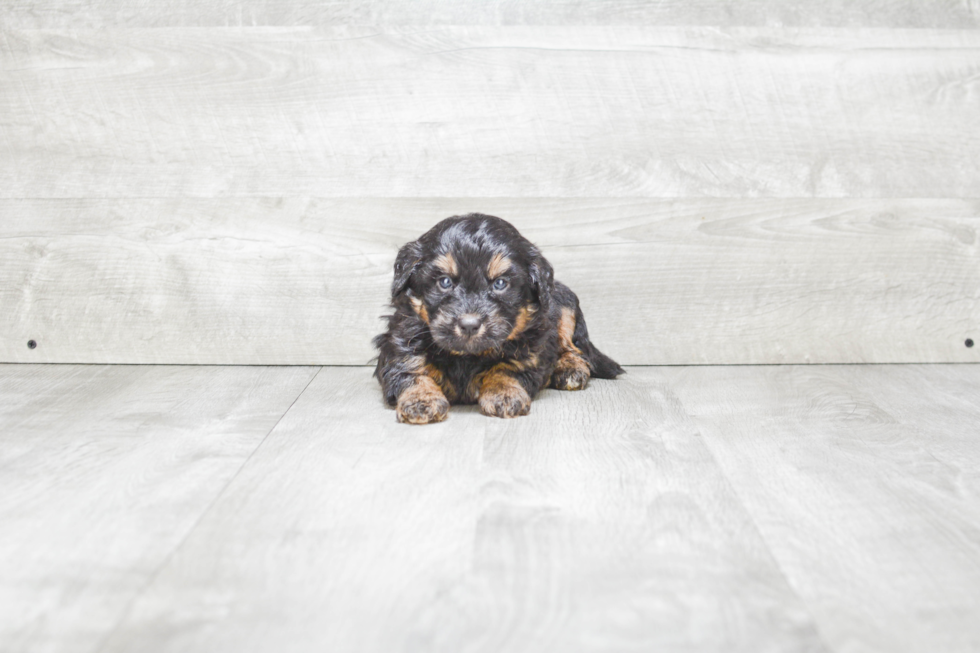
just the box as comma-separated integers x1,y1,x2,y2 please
438,276,453,290
492,278,508,291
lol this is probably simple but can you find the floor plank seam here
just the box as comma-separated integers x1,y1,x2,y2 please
680,410,838,653
86,365,324,653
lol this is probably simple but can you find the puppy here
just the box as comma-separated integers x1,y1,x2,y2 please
373,213,624,423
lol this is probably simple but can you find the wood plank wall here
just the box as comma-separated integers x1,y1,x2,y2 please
1,3,978,365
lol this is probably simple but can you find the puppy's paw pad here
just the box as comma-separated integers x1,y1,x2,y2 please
397,395,449,424
479,387,531,419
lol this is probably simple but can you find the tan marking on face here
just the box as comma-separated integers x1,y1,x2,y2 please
409,296,429,324
557,307,582,354
396,375,449,424
434,252,458,277
487,252,512,279
506,305,536,340
429,309,452,331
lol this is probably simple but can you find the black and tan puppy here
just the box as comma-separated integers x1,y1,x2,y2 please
373,213,623,424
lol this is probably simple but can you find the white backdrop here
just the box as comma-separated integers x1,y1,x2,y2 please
2,4,978,364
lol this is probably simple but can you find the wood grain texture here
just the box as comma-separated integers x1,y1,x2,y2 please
5,364,979,651
2,27,980,198
0,364,319,653
667,364,980,653
2,0,979,28
93,366,826,653
2,198,977,365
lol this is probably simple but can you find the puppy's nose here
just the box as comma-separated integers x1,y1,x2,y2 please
457,314,483,337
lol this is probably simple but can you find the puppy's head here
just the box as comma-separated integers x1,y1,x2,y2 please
391,213,554,355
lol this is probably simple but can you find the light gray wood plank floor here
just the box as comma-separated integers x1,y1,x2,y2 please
0,365,320,653
5,0,979,29
666,365,980,653
1,363,978,652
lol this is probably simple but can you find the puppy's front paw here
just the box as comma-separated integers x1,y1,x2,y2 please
479,377,531,419
396,379,449,424
551,367,590,391
550,353,591,391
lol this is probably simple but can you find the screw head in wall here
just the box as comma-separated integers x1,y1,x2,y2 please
27,340,37,349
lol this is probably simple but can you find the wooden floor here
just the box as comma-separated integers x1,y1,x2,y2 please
2,364,978,653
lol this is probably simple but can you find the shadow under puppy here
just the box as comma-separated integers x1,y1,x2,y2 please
374,213,624,424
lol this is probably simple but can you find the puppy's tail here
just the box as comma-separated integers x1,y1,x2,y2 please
581,339,626,379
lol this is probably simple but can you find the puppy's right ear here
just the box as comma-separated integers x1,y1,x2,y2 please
391,240,423,299
528,247,555,316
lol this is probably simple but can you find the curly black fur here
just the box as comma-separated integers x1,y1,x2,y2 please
373,213,624,423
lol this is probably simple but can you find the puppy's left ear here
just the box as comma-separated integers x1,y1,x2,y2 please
528,247,555,315
391,240,423,299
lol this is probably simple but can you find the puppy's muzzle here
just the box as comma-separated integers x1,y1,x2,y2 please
456,314,483,338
